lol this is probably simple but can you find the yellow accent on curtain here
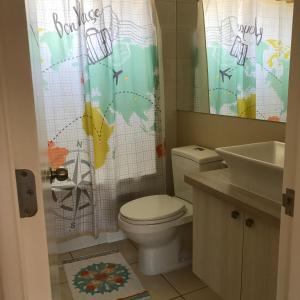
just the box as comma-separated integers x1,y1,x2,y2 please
82,102,114,169
237,94,256,119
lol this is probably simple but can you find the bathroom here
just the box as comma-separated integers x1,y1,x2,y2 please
0,0,299,299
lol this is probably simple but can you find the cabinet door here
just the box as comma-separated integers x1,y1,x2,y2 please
193,189,244,300
242,212,280,300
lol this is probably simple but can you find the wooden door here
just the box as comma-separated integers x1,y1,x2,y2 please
193,189,244,300
242,212,280,300
277,1,300,300
0,0,56,299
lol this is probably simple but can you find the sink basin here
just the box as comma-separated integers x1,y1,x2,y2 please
216,141,284,202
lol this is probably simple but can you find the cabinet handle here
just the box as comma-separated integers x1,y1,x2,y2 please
231,210,240,219
245,218,255,228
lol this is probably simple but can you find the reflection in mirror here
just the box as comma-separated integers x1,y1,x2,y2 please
177,0,294,122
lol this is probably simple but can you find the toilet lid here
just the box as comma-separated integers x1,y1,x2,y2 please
120,195,186,223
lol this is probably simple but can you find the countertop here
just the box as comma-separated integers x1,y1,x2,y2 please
185,168,281,219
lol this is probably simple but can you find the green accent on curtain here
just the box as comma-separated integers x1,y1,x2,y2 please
40,32,74,70
83,40,159,126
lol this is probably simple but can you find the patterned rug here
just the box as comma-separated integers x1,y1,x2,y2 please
64,252,150,300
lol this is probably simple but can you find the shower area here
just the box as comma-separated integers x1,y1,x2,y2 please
24,0,166,296
26,0,165,240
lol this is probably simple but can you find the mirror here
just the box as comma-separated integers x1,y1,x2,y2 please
176,0,294,122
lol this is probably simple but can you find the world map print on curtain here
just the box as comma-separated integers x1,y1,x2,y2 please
202,0,293,121
27,0,165,239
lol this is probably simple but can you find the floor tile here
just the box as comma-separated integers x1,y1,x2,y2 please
69,239,138,264
58,266,67,284
108,239,138,264
163,265,206,295
183,287,222,300
59,252,73,262
52,283,72,300
131,263,180,300
50,265,67,285
49,253,71,286
49,252,72,266
70,242,110,259
60,283,73,300
49,254,58,266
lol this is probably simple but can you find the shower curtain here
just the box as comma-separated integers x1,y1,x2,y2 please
26,0,166,239
202,0,293,121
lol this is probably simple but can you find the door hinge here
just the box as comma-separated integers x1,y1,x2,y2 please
282,188,295,217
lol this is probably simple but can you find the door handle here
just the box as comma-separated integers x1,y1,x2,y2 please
48,168,68,183
231,210,240,219
245,218,255,228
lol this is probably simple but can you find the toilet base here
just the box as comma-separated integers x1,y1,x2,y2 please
138,235,191,275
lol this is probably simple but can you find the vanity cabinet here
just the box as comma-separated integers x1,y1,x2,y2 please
241,211,279,300
193,188,280,300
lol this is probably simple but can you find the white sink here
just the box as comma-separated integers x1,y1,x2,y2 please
216,141,285,202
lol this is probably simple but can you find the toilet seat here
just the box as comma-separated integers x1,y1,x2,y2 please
119,195,186,225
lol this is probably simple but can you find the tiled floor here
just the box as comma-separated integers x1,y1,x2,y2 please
53,239,222,300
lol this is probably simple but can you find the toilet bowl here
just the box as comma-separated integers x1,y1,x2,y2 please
118,145,223,275
119,195,193,275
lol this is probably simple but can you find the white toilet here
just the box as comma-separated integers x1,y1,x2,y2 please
118,145,223,275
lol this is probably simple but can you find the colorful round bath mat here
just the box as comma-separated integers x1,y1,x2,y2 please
64,252,149,300
73,262,129,295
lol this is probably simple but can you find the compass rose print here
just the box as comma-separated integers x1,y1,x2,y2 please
52,145,95,229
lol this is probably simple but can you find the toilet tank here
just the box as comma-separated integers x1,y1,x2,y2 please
171,145,223,204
